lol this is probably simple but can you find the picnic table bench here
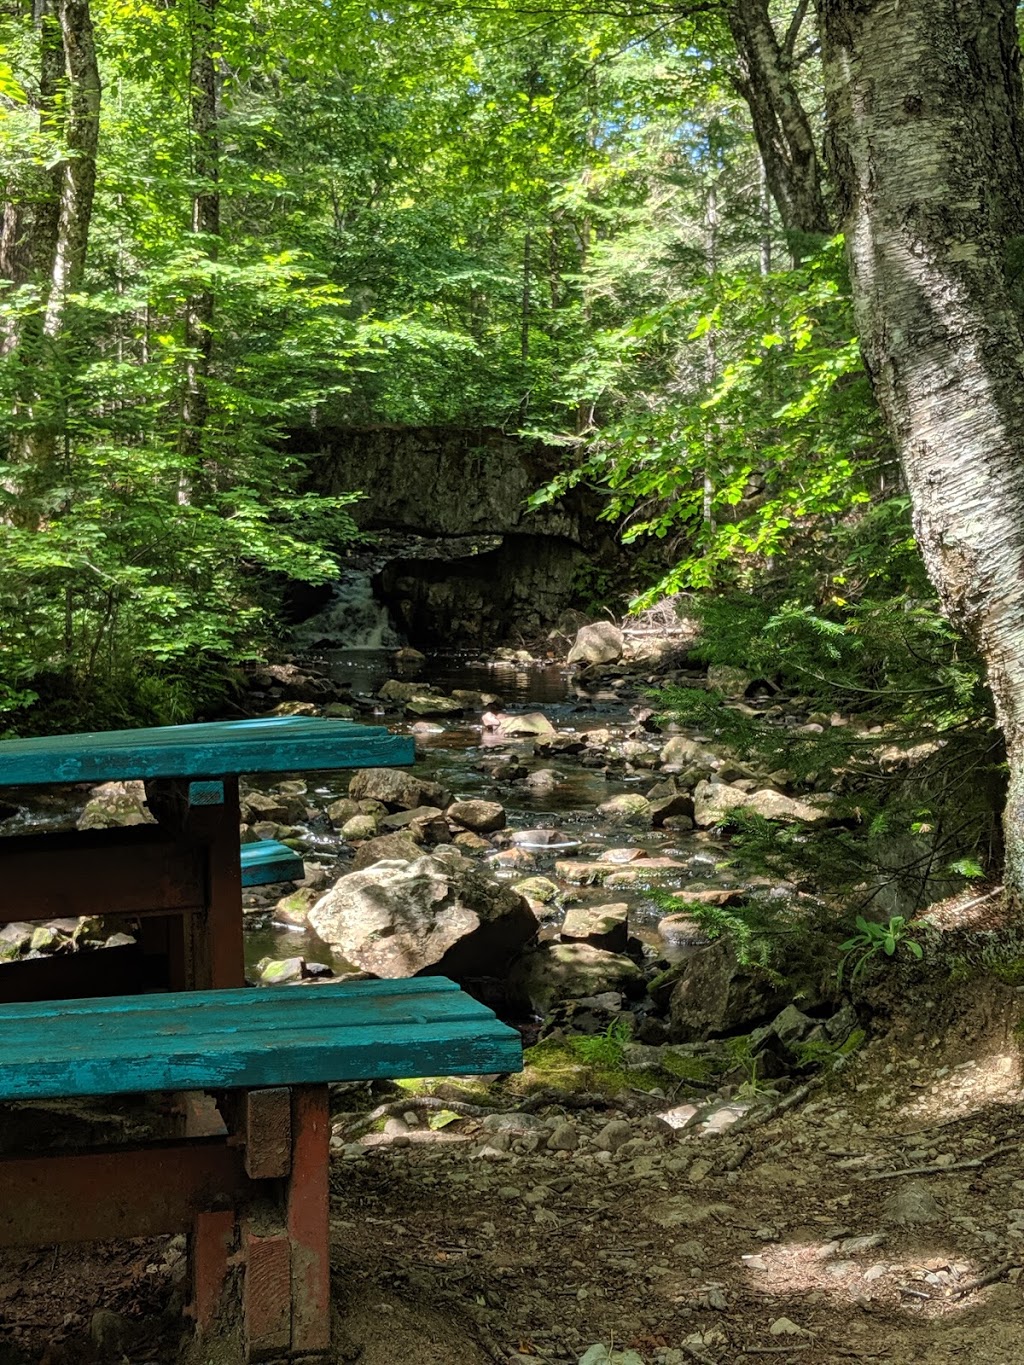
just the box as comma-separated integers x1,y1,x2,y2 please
0,978,522,1359
240,838,305,887
0,715,412,1000
0,715,525,1358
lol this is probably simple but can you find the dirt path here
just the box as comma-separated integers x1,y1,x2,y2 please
3,978,1023,1365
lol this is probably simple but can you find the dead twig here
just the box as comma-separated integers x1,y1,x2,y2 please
863,1141,1018,1181
952,1260,1021,1300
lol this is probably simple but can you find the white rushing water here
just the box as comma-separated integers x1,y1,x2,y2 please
292,570,402,651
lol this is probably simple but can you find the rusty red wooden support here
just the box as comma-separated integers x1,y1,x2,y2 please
0,1140,247,1246
243,1223,294,1359
192,1209,236,1335
287,1085,332,1356
242,1088,293,1180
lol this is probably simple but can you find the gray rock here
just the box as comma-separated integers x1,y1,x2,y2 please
512,875,561,903
273,887,318,928
340,814,379,841
657,913,712,947
447,799,507,834
888,1181,944,1225
645,777,696,825
771,1004,817,1051
547,1121,579,1151
404,694,464,717
594,1119,633,1153
707,664,754,697
668,939,789,1041
523,768,566,792
347,767,449,811
378,679,423,703
258,956,306,984
560,903,629,953
567,621,625,666
77,780,154,830
596,793,653,826
693,780,833,827
326,797,361,828
89,1307,131,1358
659,736,715,772
489,711,556,738
29,925,60,953
350,832,423,870
308,850,538,982
578,1348,645,1365
509,942,643,1014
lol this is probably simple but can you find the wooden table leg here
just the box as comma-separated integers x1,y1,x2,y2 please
287,1085,331,1356
204,775,245,990
192,1209,236,1337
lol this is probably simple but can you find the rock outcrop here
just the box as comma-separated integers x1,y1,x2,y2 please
308,850,538,983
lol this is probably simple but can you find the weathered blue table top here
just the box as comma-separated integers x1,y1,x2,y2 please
0,978,524,1100
0,716,414,788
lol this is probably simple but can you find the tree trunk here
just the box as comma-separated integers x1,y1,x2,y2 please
817,0,1024,894
179,0,219,476
42,0,100,339
728,0,832,243
0,0,65,353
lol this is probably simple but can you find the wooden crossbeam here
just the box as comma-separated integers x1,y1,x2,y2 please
0,1139,246,1246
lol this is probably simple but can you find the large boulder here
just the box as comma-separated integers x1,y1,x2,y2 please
509,942,643,1014
692,780,832,827
668,939,789,1041
308,850,538,982
567,622,624,667
347,768,449,811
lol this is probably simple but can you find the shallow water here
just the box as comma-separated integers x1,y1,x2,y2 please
247,652,740,975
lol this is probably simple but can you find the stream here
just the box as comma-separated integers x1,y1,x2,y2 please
244,648,749,978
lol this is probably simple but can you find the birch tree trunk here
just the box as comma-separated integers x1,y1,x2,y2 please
817,0,1024,895
728,0,831,242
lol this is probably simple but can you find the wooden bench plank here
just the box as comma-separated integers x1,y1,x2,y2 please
240,840,304,887
0,717,414,787
0,981,523,1100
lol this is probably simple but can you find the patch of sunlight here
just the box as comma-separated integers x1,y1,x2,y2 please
896,1050,1024,1125
739,1237,982,1316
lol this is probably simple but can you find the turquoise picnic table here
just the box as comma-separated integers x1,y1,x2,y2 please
0,715,414,1000
0,718,522,1361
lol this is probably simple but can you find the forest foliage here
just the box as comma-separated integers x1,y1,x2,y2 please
0,0,990,768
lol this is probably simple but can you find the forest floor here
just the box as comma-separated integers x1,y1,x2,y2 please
3,971,1024,1365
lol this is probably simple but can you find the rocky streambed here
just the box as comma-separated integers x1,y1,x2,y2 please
0,632,865,1120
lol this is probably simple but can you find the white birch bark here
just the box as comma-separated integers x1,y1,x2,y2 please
818,0,1024,893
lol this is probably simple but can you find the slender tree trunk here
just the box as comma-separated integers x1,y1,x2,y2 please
2,0,99,522
702,181,719,530
179,0,219,478
42,0,100,339
729,0,831,244
0,0,65,354
818,0,1024,896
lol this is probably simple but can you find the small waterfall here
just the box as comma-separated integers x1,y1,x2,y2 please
292,570,402,651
